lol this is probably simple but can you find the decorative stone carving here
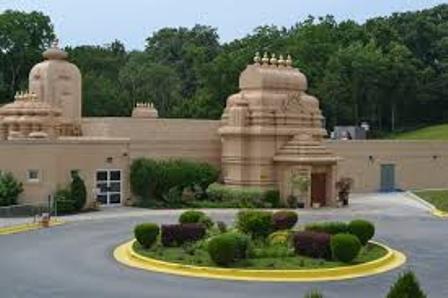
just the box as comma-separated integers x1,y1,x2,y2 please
219,53,339,207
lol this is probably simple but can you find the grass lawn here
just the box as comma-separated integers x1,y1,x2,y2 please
389,124,448,140
414,190,448,212
133,241,387,270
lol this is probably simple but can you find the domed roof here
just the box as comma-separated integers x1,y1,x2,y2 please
43,39,68,60
239,53,308,91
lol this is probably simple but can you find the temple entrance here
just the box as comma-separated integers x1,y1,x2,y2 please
311,173,327,207
95,169,122,205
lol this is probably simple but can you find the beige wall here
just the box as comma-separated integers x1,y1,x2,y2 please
328,140,448,192
0,138,130,206
82,118,221,165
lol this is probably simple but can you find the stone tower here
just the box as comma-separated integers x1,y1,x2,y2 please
29,40,82,123
219,53,339,207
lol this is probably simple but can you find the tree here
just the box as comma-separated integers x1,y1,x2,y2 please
119,52,181,117
386,271,427,298
70,173,87,211
0,10,55,103
0,172,23,206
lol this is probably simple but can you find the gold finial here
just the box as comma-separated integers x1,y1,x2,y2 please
270,53,278,66
278,54,285,67
253,52,261,65
286,54,293,67
261,52,269,65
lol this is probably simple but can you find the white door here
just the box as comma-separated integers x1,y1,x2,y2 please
96,169,122,205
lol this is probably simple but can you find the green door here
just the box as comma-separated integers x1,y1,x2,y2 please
380,164,395,192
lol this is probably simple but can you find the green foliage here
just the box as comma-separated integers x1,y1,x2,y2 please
236,210,273,239
305,222,348,235
130,158,219,204
0,172,23,206
70,173,87,211
304,290,324,298
348,219,375,245
207,233,240,266
330,233,361,263
54,188,76,214
134,223,160,249
206,183,278,208
179,210,214,228
272,210,298,230
386,271,427,298
0,10,55,103
268,230,291,246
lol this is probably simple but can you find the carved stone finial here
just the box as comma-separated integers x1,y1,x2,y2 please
261,52,269,65
278,54,285,67
270,53,278,66
253,52,261,65
286,54,293,67
52,38,59,49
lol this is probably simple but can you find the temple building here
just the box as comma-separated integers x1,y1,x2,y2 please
0,42,448,208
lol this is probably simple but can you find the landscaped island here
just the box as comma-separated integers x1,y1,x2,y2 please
131,210,386,270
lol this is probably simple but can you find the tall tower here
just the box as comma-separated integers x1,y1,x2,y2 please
29,40,82,122
219,53,338,207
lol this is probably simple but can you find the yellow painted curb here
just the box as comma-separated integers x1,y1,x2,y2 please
432,209,448,218
0,219,65,235
113,240,406,282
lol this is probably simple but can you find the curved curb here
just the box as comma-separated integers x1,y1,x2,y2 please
405,191,448,218
0,219,65,235
113,240,406,282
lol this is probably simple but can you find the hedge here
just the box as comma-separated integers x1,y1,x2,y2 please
272,210,298,230
348,219,375,245
305,222,348,235
178,210,214,228
130,158,219,202
206,183,280,208
330,233,361,263
207,232,249,266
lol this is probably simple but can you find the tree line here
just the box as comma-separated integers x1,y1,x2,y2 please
1,5,448,135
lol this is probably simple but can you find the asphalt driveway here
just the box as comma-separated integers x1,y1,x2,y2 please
0,193,446,298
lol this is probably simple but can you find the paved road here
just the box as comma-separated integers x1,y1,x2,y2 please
0,193,447,298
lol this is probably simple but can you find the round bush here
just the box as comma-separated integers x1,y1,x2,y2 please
179,210,213,228
179,210,205,224
330,233,362,263
236,210,273,239
207,233,239,266
272,211,298,230
348,219,375,245
134,223,160,248
305,221,348,235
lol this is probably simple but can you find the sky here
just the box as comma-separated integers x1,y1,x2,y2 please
1,0,447,50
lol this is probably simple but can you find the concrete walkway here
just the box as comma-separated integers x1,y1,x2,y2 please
0,193,445,298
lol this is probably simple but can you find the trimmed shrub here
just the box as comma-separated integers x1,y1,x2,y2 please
179,210,214,228
330,233,361,263
304,290,324,298
236,210,273,238
268,230,291,246
207,232,248,266
130,158,219,202
272,210,298,230
206,183,278,208
0,172,23,207
54,188,76,214
348,219,375,245
305,222,348,235
293,231,331,259
71,173,87,211
134,223,160,248
179,210,204,223
386,271,427,298
161,223,206,247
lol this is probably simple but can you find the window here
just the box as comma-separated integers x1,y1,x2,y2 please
27,169,40,182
